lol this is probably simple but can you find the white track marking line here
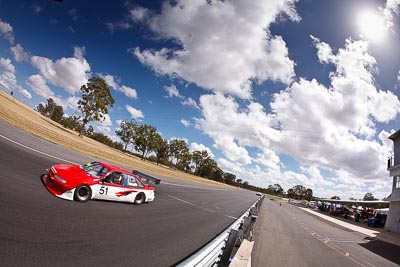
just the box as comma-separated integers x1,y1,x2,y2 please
0,134,78,164
167,194,237,219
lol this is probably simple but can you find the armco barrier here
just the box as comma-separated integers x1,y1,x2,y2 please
177,195,264,267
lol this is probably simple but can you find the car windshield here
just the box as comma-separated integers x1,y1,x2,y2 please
81,162,109,178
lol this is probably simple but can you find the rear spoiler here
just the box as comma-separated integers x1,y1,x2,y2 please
132,170,161,185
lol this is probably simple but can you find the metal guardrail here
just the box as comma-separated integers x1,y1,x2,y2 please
177,195,264,267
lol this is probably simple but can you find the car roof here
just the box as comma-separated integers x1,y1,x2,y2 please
98,161,130,174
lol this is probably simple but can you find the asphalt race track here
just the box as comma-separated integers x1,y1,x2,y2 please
0,120,259,266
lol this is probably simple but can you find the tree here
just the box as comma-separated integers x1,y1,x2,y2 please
37,98,64,123
200,158,218,178
304,188,313,201
169,139,189,167
177,151,192,172
363,192,377,201
267,184,284,196
154,135,169,165
77,77,114,136
134,124,159,159
85,125,95,137
115,120,137,151
224,173,236,185
287,185,313,200
210,168,224,182
193,151,219,179
331,196,341,200
287,188,295,198
60,114,83,132
292,185,307,199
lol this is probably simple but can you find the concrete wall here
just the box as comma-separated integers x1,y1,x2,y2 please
385,201,400,233
392,176,400,200
394,138,400,166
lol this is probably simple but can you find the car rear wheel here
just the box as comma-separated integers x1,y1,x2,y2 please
134,193,145,205
74,185,92,202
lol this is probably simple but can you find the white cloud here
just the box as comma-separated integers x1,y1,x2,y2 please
196,93,276,165
100,73,138,99
180,119,191,127
253,148,281,172
106,21,132,33
120,85,138,99
97,125,111,135
126,104,144,120
164,84,182,98
181,97,199,109
0,57,31,98
382,0,400,31
20,89,32,99
25,74,54,99
102,73,119,89
131,0,299,98
73,46,86,61
130,7,149,22
63,96,80,111
10,44,30,62
190,142,214,158
100,113,112,127
194,37,399,198
0,57,17,91
30,46,91,94
0,18,14,44
310,35,333,64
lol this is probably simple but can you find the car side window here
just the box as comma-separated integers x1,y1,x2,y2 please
124,174,144,188
103,172,124,185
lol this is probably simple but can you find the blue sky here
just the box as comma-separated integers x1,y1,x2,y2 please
1,0,399,199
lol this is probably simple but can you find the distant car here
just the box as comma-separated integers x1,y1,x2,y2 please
42,161,155,205
256,192,263,196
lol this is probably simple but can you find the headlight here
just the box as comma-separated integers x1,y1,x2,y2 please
54,174,66,184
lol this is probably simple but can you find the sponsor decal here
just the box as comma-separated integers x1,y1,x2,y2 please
115,190,137,197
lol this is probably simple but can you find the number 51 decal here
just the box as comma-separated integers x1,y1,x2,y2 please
99,186,108,195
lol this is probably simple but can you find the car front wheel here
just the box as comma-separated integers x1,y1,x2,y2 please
74,185,92,202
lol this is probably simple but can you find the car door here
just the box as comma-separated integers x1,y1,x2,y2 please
97,172,143,203
94,171,125,201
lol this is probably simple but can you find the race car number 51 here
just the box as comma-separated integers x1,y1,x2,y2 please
99,186,108,195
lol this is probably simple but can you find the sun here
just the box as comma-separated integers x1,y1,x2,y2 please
357,9,387,43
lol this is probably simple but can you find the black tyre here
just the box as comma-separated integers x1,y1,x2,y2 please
74,185,92,202
134,193,145,205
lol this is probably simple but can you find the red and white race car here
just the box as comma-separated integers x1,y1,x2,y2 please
42,161,156,205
